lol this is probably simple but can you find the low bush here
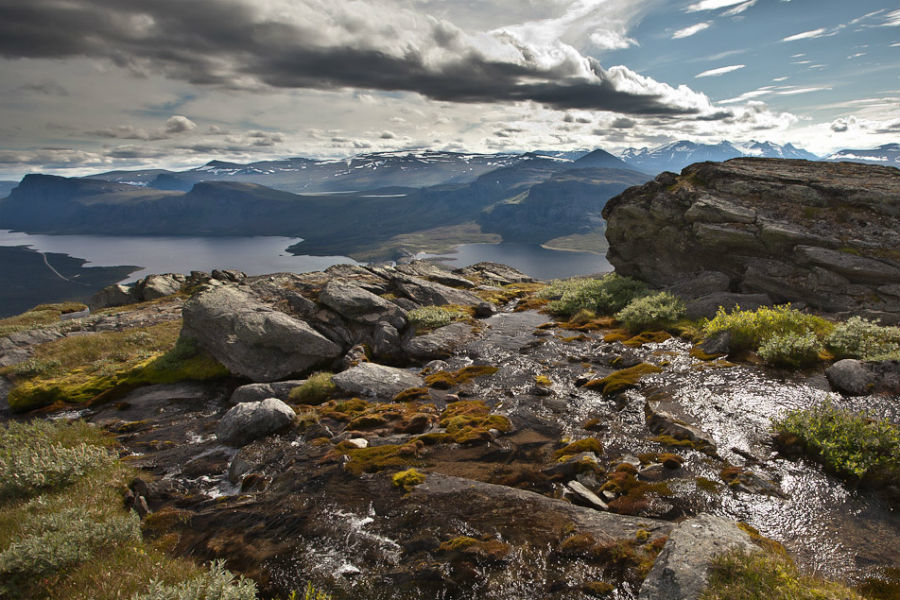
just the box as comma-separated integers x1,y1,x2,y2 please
757,331,822,369
826,316,900,361
406,305,470,332
289,372,336,405
538,274,647,317
773,402,900,482
702,305,832,360
134,560,257,600
615,292,685,333
0,509,141,595
702,549,864,600
0,421,114,501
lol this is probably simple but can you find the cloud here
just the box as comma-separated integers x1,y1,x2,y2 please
884,9,900,26
696,64,745,78
830,118,849,132
0,0,723,117
672,22,711,39
379,131,396,139
828,115,900,134
782,28,827,42
775,86,830,95
19,81,69,96
165,115,197,134
589,30,637,50
721,0,756,16
610,117,635,128
686,0,748,12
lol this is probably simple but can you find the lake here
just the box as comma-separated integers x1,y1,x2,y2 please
0,230,612,284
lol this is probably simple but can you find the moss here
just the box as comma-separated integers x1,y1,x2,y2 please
438,400,511,444
424,365,498,389
696,477,721,493
560,532,667,584
140,508,193,538
559,334,590,342
637,452,683,468
476,282,547,306
340,445,419,475
559,533,598,557
347,414,389,430
554,437,604,460
583,417,602,431
623,331,671,347
650,434,704,449
437,536,511,564
582,363,662,396
737,522,788,558
581,581,614,597
392,468,426,492
690,346,723,361
289,372,336,405
603,330,631,343
392,387,430,402
535,375,552,386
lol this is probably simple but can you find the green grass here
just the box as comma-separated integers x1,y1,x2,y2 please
773,402,900,483
4,323,229,412
289,372,337,405
0,302,87,337
406,305,472,332
537,274,648,317
615,292,685,334
701,549,864,600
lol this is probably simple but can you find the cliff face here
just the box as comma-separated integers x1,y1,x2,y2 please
602,158,900,322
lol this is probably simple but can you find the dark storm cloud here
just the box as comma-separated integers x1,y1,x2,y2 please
0,0,715,116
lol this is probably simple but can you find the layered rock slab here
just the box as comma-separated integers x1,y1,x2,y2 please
603,158,900,321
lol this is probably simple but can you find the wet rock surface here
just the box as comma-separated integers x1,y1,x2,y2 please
604,159,900,322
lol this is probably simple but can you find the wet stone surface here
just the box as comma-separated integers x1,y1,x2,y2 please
29,307,900,599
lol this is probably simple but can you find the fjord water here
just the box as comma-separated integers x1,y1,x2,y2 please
0,230,611,283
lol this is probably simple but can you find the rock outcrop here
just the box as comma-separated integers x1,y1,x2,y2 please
825,358,900,396
603,158,900,322
216,397,296,446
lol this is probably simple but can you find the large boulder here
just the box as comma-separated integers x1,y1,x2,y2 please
638,514,758,600
318,279,407,330
826,359,900,396
604,159,900,322
182,285,342,381
138,273,186,300
216,398,296,446
402,322,480,361
89,283,139,310
332,362,424,398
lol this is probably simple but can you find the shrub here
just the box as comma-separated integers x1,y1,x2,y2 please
702,549,864,600
7,357,61,378
757,331,822,369
0,509,140,595
289,372,336,405
773,402,900,481
826,316,900,360
135,560,258,600
615,292,685,333
406,305,469,331
539,274,647,317
702,305,833,354
0,421,114,501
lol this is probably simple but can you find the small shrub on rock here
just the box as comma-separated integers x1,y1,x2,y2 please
616,292,685,334
406,305,470,332
702,305,833,356
757,331,822,369
826,316,900,361
134,560,258,600
289,372,336,405
539,274,647,317
773,401,900,483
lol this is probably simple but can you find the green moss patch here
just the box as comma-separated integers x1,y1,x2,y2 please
437,400,512,445
423,365,498,389
583,363,662,395
392,468,426,492
554,438,604,460
289,372,337,405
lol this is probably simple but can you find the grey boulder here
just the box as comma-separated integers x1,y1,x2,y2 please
332,362,424,399
217,398,296,447
182,285,341,382
402,322,480,361
826,359,900,396
318,279,407,330
638,514,758,600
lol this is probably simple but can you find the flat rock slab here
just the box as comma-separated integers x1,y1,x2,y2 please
332,362,424,399
403,322,481,360
638,514,757,600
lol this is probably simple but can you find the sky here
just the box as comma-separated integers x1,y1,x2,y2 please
0,0,897,179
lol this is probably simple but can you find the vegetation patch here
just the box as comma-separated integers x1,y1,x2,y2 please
437,535,511,564
557,531,668,584
406,305,473,332
336,444,423,475
583,363,662,395
701,549,864,600
826,316,900,361
554,437,604,460
289,372,337,405
5,323,228,412
537,274,648,317
392,468,427,492
437,400,512,444
615,292,685,334
423,365,498,389
622,331,672,347
773,402,900,489
757,331,822,369
0,302,87,337
475,282,547,306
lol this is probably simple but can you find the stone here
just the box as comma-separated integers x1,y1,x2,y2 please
332,362,424,399
473,302,495,318
230,383,276,405
373,322,402,359
89,283,138,310
826,359,900,396
394,261,476,289
566,480,609,511
456,262,533,285
394,277,482,307
318,279,407,330
402,322,480,361
216,397,297,447
342,344,369,370
603,158,900,320
138,273,185,300
666,271,731,300
638,514,758,600
645,403,717,454
182,285,342,382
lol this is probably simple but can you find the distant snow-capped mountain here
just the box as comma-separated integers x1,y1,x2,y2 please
826,143,900,167
618,140,819,174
